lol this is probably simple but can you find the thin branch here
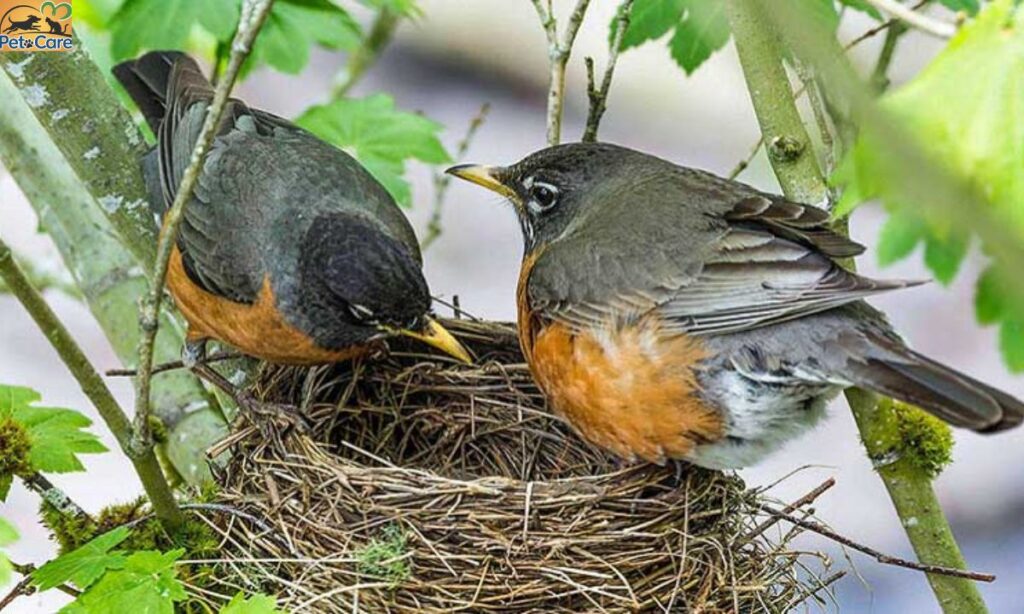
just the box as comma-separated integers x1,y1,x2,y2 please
745,477,835,541
105,350,242,378
863,0,956,39
8,562,79,599
756,504,994,582
19,473,91,522
331,7,400,100
728,135,764,179
530,0,593,145
131,0,276,458
582,0,634,142
0,575,34,611
871,20,907,91
0,237,184,531
423,103,491,250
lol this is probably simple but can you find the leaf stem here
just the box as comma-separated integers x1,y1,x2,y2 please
0,238,184,532
725,1,987,610
130,0,276,459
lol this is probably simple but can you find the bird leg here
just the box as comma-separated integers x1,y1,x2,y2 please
182,339,310,436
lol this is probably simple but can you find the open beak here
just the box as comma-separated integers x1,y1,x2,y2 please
392,318,473,364
446,164,515,199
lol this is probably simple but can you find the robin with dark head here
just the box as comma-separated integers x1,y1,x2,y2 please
113,52,470,367
449,143,1024,468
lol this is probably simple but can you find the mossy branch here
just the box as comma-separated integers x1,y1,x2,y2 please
0,41,157,273
0,70,225,484
724,1,987,611
0,238,184,532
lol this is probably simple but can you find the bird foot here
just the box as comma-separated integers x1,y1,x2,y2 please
235,391,312,438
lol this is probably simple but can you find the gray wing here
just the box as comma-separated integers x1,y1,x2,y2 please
528,169,921,335
155,59,271,303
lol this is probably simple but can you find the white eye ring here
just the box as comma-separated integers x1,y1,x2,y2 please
527,181,559,214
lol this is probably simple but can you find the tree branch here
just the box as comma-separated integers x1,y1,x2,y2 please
726,1,987,610
0,70,225,485
0,238,183,532
0,40,158,272
131,0,276,456
423,102,491,250
331,7,400,100
530,0,592,146
582,0,634,142
755,502,994,582
864,0,956,39
724,0,827,205
19,473,91,523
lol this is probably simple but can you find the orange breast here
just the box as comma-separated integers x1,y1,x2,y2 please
166,246,365,364
526,317,724,464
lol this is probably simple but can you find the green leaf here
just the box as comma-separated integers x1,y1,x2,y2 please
0,475,11,502
221,592,284,614
838,0,883,20
668,1,731,74
62,549,186,614
359,0,421,18
0,517,17,587
833,0,1024,370
923,232,969,285
0,385,106,474
109,0,359,76
1000,317,1024,372
877,211,925,266
250,0,361,74
975,265,1007,324
619,0,685,49
108,0,238,60
938,0,980,15
33,527,131,591
296,94,450,206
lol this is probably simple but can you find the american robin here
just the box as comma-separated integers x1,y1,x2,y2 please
113,52,470,367
448,143,1024,468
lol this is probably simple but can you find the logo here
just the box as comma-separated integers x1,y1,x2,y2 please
0,1,73,52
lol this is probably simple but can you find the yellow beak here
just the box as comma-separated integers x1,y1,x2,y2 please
446,164,515,199
392,318,473,364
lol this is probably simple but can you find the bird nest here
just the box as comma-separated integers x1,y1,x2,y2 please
206,319,836,612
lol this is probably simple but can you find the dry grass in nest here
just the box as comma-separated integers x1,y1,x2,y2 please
204,319,837,612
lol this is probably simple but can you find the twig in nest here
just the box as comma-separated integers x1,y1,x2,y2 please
755,503,996,582
423,103,491,250
582,0,634,143
106,350,241,378
745,477,835,541
530,0,593,145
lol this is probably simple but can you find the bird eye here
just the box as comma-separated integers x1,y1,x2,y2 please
528,182,559,213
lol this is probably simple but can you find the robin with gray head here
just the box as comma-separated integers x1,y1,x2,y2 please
449,142,1023,469
113,51,471,369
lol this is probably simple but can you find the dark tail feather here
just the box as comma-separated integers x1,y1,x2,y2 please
112,51,210,132
847,348,1024,433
